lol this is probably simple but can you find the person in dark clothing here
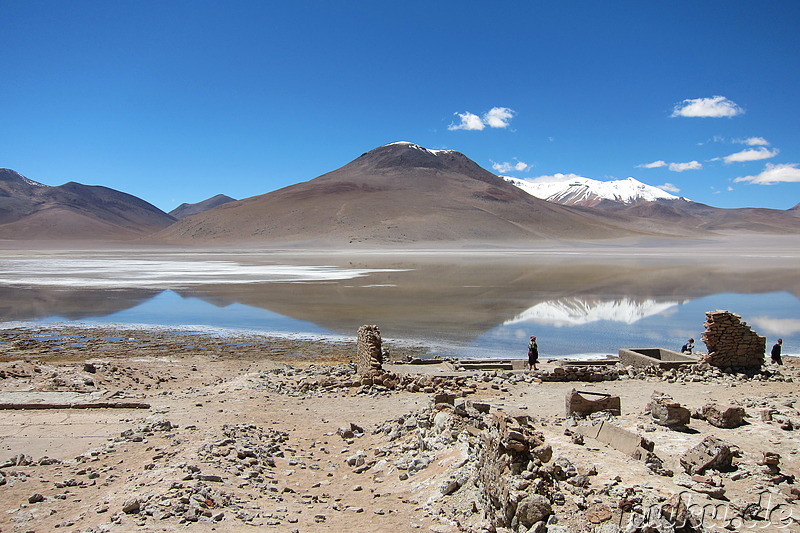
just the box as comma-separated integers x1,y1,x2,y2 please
528,335,539,370
681,338,695,354
771,338,783,365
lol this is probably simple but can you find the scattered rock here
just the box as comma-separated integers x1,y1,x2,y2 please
680,436,735,475
650,391,690,428
697,403,746,428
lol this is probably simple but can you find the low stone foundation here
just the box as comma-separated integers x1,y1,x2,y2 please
618,348,697,369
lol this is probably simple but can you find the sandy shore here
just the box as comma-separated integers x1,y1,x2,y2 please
1,325,799,532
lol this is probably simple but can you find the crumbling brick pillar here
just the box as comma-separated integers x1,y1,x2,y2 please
356,324,382,375
701,310,765,369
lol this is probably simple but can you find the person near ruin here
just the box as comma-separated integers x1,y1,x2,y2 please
681,338,695,354
771,338,783,365
528,335,539,370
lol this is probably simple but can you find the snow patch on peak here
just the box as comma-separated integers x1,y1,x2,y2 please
21,176,47,187
383,141,453,156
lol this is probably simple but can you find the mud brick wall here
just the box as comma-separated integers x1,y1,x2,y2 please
701,310,765,369
356,325,383,375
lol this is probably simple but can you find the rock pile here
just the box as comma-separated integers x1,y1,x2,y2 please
701,310,766,369
256,364,478,398
356,325,383,375
535,365,619,382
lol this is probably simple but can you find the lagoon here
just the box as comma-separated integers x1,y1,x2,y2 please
1,246,798,359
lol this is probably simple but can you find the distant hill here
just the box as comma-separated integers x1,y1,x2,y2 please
505,174,800,235
155,142,672,245
169,194,236,220
0,168,175,240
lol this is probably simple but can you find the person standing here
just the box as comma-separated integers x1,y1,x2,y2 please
681,338,695,354
528,335,539,370
771,338,783,365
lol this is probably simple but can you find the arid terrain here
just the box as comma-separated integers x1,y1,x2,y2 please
1,324,799,532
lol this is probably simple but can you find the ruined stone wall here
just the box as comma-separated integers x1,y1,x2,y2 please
476,413,553,530
701,310,765,369
356,324,382,375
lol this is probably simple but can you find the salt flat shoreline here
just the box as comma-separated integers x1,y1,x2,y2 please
1,323,800,532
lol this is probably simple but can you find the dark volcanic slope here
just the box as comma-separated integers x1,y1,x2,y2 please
0,168,175,240
169,194,236,220
156,142,678,245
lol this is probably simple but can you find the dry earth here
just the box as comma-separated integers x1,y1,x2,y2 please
1,325,799,533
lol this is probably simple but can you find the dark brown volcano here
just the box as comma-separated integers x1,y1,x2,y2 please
156,142,665,245
0,168,175,240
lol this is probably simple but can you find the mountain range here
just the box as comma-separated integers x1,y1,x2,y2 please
2,142,798,243
0,168,174,240
502,175,683,207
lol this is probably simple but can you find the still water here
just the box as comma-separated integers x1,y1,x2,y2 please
0,250,797,359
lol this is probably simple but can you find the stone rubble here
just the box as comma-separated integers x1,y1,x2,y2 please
2,323,800,532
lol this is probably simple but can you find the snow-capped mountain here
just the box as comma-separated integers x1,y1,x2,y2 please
503,175,686,207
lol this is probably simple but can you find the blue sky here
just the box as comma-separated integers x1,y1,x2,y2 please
2,1,799,212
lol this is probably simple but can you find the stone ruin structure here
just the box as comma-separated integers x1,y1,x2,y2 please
701,310,765,369
356,324,383,375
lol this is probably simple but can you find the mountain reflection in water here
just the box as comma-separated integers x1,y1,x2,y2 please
503,297,682,327
0,251,798,359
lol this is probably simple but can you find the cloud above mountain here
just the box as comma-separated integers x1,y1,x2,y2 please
721,147,779,164
734,163,800,185
638,160,667,169
448,111,485,131
637,160,702,172
658,182,680,193
671,96,744,118
492,159,530,173
668,161,702,172
449,107,515,131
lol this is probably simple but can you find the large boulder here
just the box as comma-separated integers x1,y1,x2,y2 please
513,494,552,529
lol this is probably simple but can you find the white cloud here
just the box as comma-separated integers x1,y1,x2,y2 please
657,183,680,193
637,160,667,169
671,96,744,118
734,163,800,185
722,147,779,164
492,159,530,174
449,106,516,131
448,112,485,131
668,161,702,172
483,107,515,128
736,136,770,146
